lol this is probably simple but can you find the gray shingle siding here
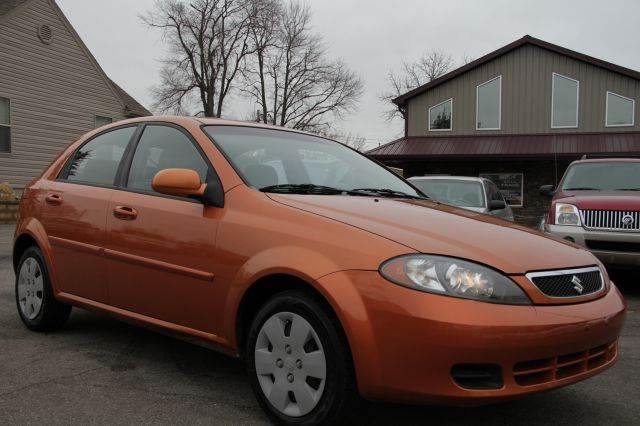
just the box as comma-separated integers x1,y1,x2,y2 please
0,0,150,188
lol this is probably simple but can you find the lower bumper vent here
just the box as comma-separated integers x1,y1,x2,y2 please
513,340,617,387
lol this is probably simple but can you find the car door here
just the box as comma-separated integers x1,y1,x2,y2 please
104,124,223,333
39,125,138,303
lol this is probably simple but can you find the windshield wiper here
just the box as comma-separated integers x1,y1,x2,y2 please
350,188,429,200
260,184,429,200
260,184,344,195
564,187,600,191
614,188,640,191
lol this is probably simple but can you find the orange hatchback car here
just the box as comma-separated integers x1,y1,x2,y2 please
14,117,625,424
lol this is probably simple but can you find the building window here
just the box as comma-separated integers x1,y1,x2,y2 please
428,98,452,131
0,97,10,152
95,115,113,128
606,91,635,127
476,76,501,130
551,73,579,128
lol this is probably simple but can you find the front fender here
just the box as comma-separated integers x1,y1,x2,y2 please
222,245,344,345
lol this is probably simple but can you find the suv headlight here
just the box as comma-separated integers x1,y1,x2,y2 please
379,254,531,305
555,203,582,226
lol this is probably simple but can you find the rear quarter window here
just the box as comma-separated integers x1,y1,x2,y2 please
63,126,136,186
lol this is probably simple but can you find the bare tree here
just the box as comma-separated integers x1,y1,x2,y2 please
317,130,367,151
461,52,475,65
142,0,255,116
242,1,363,132
380,50,454,121
339,132,367,152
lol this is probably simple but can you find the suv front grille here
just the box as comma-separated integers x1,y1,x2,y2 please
526,267,604,298
580,209,640,232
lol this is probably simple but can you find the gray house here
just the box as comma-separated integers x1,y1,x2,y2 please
369,36,640,226
0,0,150,190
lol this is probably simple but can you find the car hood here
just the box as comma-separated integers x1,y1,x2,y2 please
268,194,596,275
554,190,640,210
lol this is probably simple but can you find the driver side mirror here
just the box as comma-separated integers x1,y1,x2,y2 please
539,184,555,197
488,199,507,211
152,168,224,207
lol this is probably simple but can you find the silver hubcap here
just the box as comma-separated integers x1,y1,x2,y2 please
17,257,44,320
255,312,327,417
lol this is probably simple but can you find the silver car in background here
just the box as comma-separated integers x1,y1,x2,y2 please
408,176,515,221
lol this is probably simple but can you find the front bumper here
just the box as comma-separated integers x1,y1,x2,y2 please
545,224,640,267
318,271,626,405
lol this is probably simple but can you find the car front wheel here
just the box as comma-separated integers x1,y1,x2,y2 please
245,291,358,425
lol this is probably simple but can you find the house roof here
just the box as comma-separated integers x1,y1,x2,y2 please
0,0,150,118
108,79,151,117
367,132,640,159
393,35,640,107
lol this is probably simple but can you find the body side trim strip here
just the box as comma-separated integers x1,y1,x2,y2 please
104,248,215,281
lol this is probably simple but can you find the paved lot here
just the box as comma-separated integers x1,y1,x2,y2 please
0,223,638,425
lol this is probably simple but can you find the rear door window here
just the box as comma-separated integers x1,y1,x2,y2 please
64,126,136,186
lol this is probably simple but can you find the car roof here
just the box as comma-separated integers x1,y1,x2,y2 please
570,158,640,164
408,175,486,183
110,115,321,138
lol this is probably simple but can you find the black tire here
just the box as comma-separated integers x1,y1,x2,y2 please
245,291,359,425
15,246,71,332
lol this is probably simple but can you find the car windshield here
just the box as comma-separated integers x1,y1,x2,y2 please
561,162,640,191
410,179,486,208
204,126,422,198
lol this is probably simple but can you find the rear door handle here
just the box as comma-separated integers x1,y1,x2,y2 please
113,206,138,221
45,194,62,205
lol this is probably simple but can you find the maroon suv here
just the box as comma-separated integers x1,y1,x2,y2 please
541,158,640,267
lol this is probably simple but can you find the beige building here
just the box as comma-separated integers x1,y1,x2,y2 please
0,0,150,189
369,36,640,225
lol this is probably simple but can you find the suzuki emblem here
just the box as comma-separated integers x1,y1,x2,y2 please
571,275,584,294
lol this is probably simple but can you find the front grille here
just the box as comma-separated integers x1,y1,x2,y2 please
586,239,640,253
580,209,640,231
526,267,603,298
513,340,617,386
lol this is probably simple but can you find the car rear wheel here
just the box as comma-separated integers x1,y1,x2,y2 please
245,291,358,425
16,246,71,331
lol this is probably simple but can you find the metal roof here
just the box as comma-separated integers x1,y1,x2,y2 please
367,132,640,159
393,35,640,106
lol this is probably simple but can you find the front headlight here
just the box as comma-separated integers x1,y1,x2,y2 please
379,254,531,305
555,203,582,226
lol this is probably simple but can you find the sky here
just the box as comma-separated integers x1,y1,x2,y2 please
57,0,640,150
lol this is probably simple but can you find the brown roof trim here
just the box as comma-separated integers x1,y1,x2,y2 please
366,131,640,159
393,35,640,106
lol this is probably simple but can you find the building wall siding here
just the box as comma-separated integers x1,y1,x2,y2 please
407,44,640,137
0,0,126,188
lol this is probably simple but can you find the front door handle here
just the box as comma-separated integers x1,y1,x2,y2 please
113,206,138,221
45,194,62,205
